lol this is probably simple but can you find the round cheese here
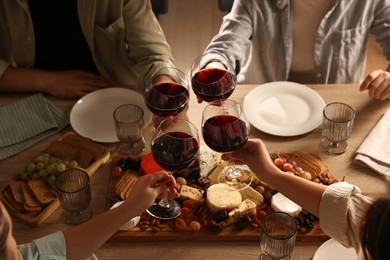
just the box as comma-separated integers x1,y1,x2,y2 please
206,184,242,214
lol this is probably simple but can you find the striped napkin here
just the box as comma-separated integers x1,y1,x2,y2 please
0,93,69,160
354,108,390,178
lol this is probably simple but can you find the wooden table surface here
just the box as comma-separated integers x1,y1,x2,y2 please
1,84,389,259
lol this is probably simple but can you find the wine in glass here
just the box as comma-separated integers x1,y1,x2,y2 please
191,52,237,103
202,99,252,191
143,66,190,146
147,118,199,219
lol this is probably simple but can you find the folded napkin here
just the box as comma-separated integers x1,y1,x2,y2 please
354,108,390,178
0,93,69,160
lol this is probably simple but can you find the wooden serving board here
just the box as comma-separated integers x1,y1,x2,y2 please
107,152,335,242
2,132,110,226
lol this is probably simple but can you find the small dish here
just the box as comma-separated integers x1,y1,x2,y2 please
313,239,357,260
110,201,140,231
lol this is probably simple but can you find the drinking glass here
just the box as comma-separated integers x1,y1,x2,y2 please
113,104,145,155
191,52,237,103
320,102,355,155
260,212,297,260
201,99,253,191
56,168,93,225
143,66,190,146
146,118,199,220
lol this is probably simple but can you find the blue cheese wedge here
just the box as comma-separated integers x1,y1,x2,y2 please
225,199,257,226
199,146,221,177
271,192,302,217
206,183,242,214
180,185,205,204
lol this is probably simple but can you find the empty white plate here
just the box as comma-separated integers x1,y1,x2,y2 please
243,81,325,136
70,87,152,143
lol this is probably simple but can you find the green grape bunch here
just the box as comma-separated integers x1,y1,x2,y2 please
19,153,82,189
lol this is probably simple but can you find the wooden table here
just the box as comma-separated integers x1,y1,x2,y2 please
1,84,389,259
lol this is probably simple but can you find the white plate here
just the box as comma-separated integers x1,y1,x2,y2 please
313,239,357,260
70,88,152,143
243,81,325,136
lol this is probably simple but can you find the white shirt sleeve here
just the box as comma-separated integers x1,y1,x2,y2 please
319,182,374,251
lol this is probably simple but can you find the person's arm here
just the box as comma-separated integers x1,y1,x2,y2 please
63,172,179,260
0,67,115,99
222,139,327,216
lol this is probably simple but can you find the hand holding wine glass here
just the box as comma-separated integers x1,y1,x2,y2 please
146,118,199,219
191,52,237,103
143,67,190,147
202,99,252,191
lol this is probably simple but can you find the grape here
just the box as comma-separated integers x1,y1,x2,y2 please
26,162,36,173
47,175,56,186
56,163,66,173
38,169,49,177
31,173,40,179
36,162,45,170
69,160,79,169
47,164,57,174
20,172,29,181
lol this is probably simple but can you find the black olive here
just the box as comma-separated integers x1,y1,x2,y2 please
213,210,229,222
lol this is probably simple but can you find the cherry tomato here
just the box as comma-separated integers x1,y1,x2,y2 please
274,157,285,167
282,162,294,172
111,166,123,178
299,171,312,181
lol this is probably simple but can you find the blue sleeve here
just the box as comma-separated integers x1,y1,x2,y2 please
17,231,66,260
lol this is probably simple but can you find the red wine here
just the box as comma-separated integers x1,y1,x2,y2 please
191,68,235,102
145,82,189,117
202,115,248,152
152,132,199,171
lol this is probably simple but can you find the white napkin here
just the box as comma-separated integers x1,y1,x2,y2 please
0,93,69,160
354,108,390,177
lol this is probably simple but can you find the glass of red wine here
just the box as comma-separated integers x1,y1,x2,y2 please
190,52,237,103
146,118,199,219
143,66,190,147
202,99,253,191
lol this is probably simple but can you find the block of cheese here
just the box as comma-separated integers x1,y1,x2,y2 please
199,146,221,177
180,185,205,204
206,184,242,214
237,185,264,205
271,192,302,217
226,199,257,226
207,161,230,185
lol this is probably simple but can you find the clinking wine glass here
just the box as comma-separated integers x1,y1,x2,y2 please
146,118,199,220
190,52,237,103
201,99,253,191
142,66,190,147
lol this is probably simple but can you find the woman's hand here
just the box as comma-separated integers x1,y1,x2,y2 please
124,172,180,216
360,70,390,100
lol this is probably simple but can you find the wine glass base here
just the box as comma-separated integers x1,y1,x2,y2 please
320,139,348,155
218,164,253,191
146,199,181,220
62,208,93,225
259,253,292,260
118,141,145,155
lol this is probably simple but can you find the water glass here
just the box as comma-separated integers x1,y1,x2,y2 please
56,168,93,224
320,102,355,155
260,212,297,260
113,104,145,155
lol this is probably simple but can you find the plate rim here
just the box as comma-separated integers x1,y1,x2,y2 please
313,238,357,260
70,87,151,143
243,81,325,137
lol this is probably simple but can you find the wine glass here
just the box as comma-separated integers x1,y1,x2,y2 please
146,118,199,219
202,99,253,191
143,66,190,147
190,52,237,103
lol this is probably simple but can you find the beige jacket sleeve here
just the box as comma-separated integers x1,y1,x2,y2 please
319,182,374,252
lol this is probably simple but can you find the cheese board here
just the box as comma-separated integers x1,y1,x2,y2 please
1,132,110,226
106,149,336,242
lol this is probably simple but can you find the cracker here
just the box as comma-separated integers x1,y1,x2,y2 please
27,179,57,204
115,171,139,200
62,135,105,161
45,141,79,161
1,188,24,212
20,181,42,208
9,180,24,204
75,148,94,169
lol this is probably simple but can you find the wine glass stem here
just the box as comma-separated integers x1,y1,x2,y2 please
227,155,241,179
158,190,170,208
